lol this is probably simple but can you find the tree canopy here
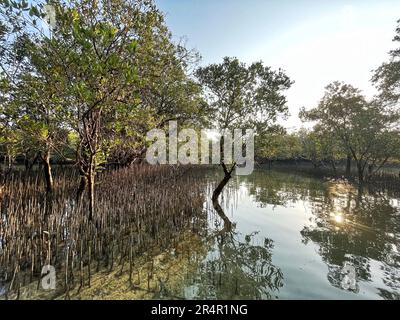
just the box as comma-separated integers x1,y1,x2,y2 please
300,81,400,181
373,19,400,108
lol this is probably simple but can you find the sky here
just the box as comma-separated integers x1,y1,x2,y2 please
155,0,400,130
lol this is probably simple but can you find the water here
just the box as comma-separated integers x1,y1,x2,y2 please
179,168,400,300
8,167,399,300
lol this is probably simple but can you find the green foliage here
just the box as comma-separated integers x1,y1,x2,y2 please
196,57,292,131
373,19,400,107
0,0,205,170
256,126,302,161
301,81,400,180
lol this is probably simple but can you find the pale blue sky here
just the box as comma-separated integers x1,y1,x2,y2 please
156,0,400,130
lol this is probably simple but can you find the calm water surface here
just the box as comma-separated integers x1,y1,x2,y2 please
178,169,400,300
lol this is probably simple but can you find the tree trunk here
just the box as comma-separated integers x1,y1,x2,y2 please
212,198,233,234
24,155,29,172
6,154,13,174
42,151,53,194
345,154,351,177
311,155,320,169
87,156,96,221
212,172,231,202
0,157,9,202
76,175,87,202
366,164,374,181
212,133,236,202
331,160,337,176
212,162,235,202
88,174,95,221
25,153,39,173
357,163,364,183
0,170,4,205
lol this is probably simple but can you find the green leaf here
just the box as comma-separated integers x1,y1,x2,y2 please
128,40,137,53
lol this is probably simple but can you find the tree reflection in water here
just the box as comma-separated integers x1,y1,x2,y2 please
299,182,400,299
233,170,399,299
184,198,283,300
